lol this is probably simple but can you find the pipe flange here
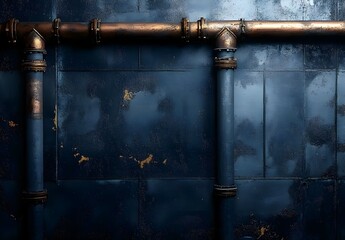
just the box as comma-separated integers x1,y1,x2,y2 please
90,18,101,44
214,57,237,69
214,184,237,197
22,190,48,204
181,17,190,42
53,18,61,44
5,18,19,44
197,17,207,39
21,59,47,72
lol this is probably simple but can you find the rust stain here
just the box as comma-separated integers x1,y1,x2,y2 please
163,159,167,165
7,121,18,128
52,104,57,131
139,154,153,168
257,226,268,239
78,155,90,164
123,89,134,101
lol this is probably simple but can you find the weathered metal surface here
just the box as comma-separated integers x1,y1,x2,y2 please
0,0,345,239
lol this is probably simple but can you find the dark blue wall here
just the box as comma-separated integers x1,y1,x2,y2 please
0,0,344,239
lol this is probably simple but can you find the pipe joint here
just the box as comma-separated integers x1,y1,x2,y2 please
22,59,47,72
90,18,101,44
23,29,46,54
181,17,190,42
215,27,237,51
22,190,47,205
5,18,18,44
214,184,237,197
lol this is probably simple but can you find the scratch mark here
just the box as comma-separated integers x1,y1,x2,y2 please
123,89,134,101
52,104,57,131
139,154,153,168
163,159,167,165
78,155,90,164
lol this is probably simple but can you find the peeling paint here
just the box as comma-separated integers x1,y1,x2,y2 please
123,89,134,101
163,159,167,165
52,104,57,131
257,226,268,239
73,148,90,164
139,154,153,168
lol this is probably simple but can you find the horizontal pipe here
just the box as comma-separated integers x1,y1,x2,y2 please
3,19,345,44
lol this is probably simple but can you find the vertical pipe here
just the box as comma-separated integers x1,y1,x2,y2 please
21,29,47,240
214,28,238,240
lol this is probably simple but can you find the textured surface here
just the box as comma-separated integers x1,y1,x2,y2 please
0,0,344,239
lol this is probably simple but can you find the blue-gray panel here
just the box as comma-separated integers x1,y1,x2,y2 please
256,0,304,20
265,71,305,177
265,44,304,71
303,180,336,240
236,44,267,71
0,180,22,240
0,0,52,21
304,44,337,69
58,46,139,71
0,72,23,180
141,179,214,239
338,180,345,239
139,44,211,70
234,71,263,177
57,70,215,179
45,180,138,239
338,71,345,176
57,0,139,22
234,180,303,240
305,71,336,177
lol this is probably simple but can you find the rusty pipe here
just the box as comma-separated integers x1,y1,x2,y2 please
3,18,345,44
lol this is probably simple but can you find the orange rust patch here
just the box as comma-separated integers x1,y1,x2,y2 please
123,89,134,101
139,154,153,168
78,155,90,164
52,104,57,131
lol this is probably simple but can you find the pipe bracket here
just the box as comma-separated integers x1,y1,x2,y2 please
5,18,18,44
214,57,237,69
240,18,246,37
90,18,101,44
214,184,237,197
197,17,207,39
22,190,48,204
181,17,190,42
53,18,61,44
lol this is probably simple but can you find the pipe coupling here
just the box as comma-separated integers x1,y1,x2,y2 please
214,57,237,69
22,190,48,204
197,17,207,39
22,59,47,72
214,184,237,197
53,18,61,44
181,17,190,42
215,27,237,51
90,18,101,44
5,18,19,44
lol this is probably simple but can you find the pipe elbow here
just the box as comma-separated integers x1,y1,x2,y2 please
24,29,46,53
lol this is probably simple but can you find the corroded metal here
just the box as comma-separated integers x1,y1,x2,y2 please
26,78,43,118
22,190,48,204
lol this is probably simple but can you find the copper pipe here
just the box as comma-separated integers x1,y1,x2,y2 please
3,18,345,44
